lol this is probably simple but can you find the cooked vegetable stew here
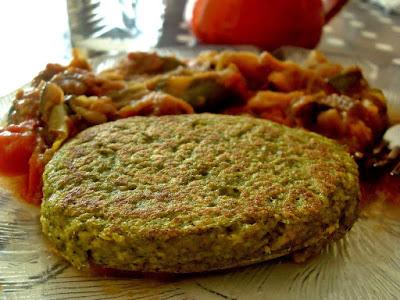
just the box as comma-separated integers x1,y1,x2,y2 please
1,49,398,204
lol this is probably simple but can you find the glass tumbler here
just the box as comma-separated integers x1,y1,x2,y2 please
67,0,166,56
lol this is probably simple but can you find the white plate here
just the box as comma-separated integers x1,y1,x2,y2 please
1,47,399,300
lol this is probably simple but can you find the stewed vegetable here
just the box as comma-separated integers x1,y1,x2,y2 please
0,49,395,205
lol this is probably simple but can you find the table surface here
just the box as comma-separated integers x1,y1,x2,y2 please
0,0,399,97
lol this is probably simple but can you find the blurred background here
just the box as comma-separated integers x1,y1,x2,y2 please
0,0,399,96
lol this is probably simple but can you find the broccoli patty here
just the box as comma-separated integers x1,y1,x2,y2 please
41,114,359,273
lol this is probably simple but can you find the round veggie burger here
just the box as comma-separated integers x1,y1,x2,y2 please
41,114,359,273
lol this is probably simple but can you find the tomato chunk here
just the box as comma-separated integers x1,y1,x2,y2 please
22,152,45,205
0,120,37,176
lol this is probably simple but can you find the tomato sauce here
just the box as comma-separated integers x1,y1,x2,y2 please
0,120,43,205
0,121,37,175
360,174,400,206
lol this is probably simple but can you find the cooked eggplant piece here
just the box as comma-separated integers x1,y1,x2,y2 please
40,82,64,123
327,67,363,93
50,70,89,96
147,67,247,112
107,82,150,109
7,104,16,124
115,52,185,80
118,92,194,117
46,103,70,152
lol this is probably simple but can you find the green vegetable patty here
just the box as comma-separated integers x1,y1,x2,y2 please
41,114,359,273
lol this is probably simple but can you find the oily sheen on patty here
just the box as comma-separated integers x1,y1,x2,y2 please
41,114,359,273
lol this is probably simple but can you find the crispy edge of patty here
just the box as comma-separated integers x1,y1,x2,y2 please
40,114,360,273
